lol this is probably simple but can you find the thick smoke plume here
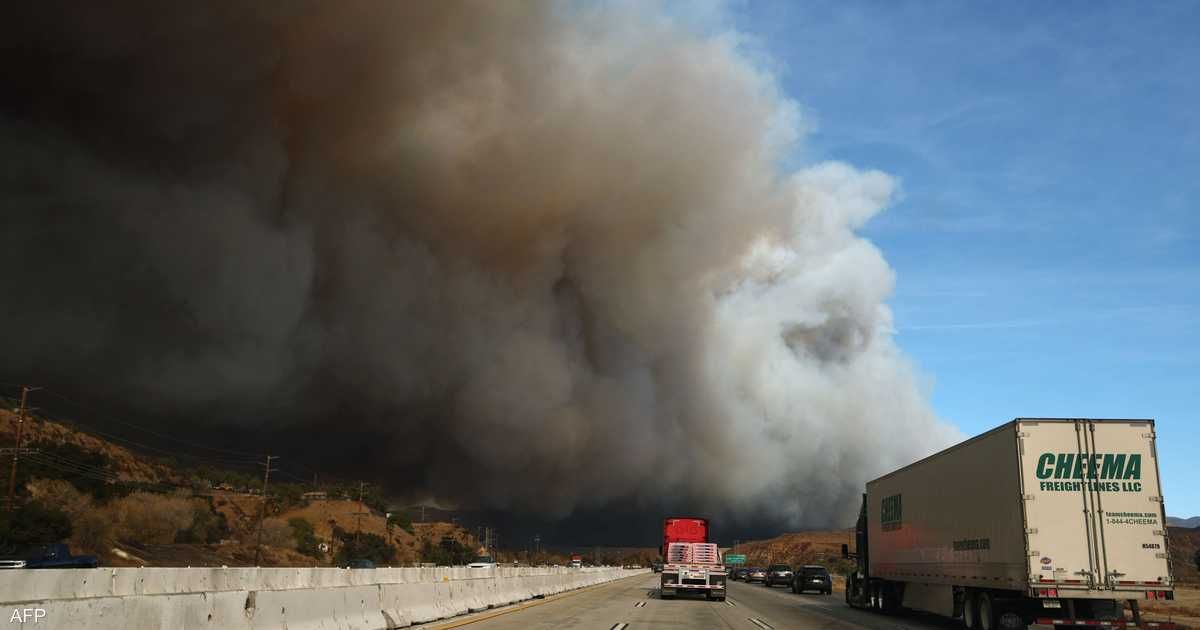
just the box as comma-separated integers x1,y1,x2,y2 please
1,1,955,528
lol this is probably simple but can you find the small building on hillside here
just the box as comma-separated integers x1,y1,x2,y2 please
302,491,328,501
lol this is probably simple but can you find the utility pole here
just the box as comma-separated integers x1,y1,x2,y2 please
253,455,277,566
354,482,369,547
6,386,39,511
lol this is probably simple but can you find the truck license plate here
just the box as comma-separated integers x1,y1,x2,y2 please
1041,600,1062,609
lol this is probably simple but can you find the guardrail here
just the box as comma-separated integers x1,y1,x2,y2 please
0,565,648,629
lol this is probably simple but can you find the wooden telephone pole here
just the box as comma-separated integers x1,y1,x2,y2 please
253,455,277,566
5,386,39,511
353,482,369,546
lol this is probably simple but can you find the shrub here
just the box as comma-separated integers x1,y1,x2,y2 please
260,518,296,549
25,478,91,517
0,501,72,553
288,517,320,557
71,507,117,555
114,492,193,544
175,499,229,544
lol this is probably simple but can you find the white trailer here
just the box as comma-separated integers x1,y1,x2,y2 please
845,418,1175,629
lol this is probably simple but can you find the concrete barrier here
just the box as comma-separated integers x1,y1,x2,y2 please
0,565,649,629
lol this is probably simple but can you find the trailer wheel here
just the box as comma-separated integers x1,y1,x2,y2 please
962,592,978,629
977,592,995,630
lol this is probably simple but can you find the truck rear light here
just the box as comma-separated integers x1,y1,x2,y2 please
1036,588,1059,597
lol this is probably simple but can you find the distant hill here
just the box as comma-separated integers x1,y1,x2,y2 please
1168,516,1200,528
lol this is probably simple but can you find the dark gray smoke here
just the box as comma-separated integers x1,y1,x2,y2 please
0,1,956,527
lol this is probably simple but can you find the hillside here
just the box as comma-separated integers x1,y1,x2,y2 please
0,404,479,567
732,529,854,567
1171,526,1200,585
1170,517,1200,529
0,407,175,484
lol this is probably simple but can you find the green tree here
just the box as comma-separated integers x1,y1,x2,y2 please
333,527,396,566
420,536,475,566
0,501,73,553
387,511,413,535
289,517,320,557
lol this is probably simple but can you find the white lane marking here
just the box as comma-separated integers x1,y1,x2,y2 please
633,601,647,607
609,624,628,630
747,618,773,629
724,599,737,607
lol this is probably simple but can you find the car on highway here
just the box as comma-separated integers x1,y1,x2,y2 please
744,567,767,583
0,544,98,569
468,556,497,569
652,561,663,573
763,563,793,587
732,567,750,581
343,558,376,569
791,564,832,594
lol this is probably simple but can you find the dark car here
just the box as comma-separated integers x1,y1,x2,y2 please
652,562,663,573
732,567,750,581
343,558,376,569
764,563,793,587
0,544,98,569
745,567,767,583
792,564,832,594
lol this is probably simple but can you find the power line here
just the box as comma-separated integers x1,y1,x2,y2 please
24,455,117,484
27,450,118,478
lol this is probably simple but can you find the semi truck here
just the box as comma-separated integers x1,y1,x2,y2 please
844,418,1175,630
659,517,727,600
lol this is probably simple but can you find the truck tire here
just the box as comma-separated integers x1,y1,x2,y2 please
962,592,978,629
977,592,995,630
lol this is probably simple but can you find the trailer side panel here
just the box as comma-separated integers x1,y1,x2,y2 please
867,422,1027,591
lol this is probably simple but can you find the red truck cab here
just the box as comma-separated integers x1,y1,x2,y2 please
661,517,708,555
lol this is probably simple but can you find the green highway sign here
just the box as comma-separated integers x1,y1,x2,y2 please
724,554,746,565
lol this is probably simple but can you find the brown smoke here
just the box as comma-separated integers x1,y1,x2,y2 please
0,1,956,527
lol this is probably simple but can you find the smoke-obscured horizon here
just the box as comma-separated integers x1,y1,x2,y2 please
0,1,957,530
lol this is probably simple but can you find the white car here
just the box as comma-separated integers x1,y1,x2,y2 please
468,556,497,569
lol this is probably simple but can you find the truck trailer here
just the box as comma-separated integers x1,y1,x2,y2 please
659,517,727,600
845,418,1174,629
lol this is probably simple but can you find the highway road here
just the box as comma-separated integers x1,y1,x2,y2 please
425,573,957,630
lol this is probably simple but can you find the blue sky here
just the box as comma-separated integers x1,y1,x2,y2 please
725,2,1200,516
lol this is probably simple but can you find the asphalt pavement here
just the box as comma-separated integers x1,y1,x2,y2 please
423,573,961,630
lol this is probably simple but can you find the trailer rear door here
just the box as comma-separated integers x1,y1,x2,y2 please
1019,420,1103,588
1085,420,1172,587
1019,419,1172,590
